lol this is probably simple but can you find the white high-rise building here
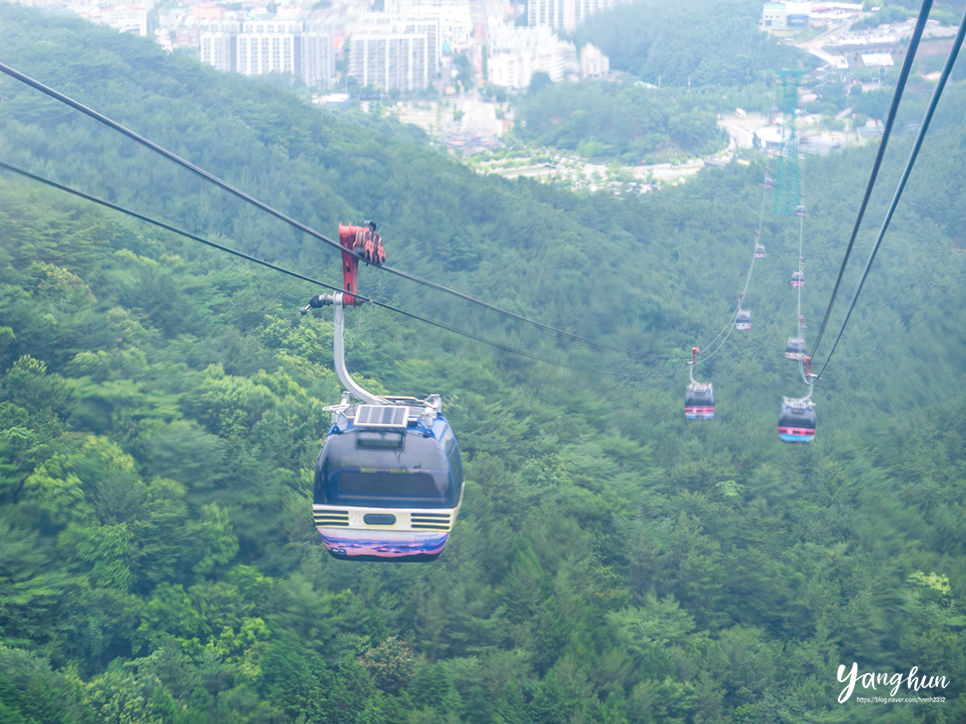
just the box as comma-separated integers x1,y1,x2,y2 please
78,4,151,36
201,20,334,89
487,25,576,88
200,32,233,72
580,42,609,78
527,0,618,32
236,20,300,77
347,14,440,90
303,20,336,89
385,0,473,52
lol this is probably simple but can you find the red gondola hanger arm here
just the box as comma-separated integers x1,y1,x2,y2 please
337,220,385,307
338,223,363,307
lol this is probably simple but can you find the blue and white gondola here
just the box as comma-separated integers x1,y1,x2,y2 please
777,396,816,443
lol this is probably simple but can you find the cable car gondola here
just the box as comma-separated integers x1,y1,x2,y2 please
785,336,806,360
735,309,752,331
685,383,715,420
685,348,714,420
302,225,464,562
796,204,806,217
315,396,464,561
777,396,816,443
309,291,465,562
791,269,804,288
754,243,766,259
764,176,774,190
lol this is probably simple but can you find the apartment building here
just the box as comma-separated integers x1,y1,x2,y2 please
199,19,334,89
347,13,440,90
527,0,618,33
487,25,576,88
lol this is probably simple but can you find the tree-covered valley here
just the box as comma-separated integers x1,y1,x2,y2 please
575,0,809,87
511,82,727,164
1,3,966,723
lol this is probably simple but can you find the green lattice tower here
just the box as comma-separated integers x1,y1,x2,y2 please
773,70,806,216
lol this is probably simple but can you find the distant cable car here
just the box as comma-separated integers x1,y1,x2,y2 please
685,347,714,420
764,176,774,189
786,316,807,360
785,336,806,360
796,204,806,217
736,309,751,330
791,269,804,288
754,243,766,259
777,396,816,443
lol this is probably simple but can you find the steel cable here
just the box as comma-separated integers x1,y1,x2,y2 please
0,159,686,380
808,0,935,358
812,3,966,382
0,61,672,362
690,163,770,378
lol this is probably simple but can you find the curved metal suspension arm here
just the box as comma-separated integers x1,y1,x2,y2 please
797,355,815,398
311,292,386,405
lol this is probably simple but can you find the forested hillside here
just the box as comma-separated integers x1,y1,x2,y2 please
1,3,966,723
575,0,809,86
512,82,727,163
576,0,966,87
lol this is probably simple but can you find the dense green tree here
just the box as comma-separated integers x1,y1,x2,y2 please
0,3,964,722
576,0,809,86
513,82,726,162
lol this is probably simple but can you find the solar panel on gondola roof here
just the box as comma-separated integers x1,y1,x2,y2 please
354,405,409,428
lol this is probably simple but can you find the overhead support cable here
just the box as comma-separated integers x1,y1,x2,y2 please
809,0,935,357
812,4,966,381
741,164,771,300
0,159,344,293
0,61,669,361
690,163,771,372
694,306,739,367
697,304,741,362
0,159,686,380
796,161,813,390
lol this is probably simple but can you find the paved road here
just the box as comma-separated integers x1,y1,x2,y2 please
719,112,770,150
797,20,852,69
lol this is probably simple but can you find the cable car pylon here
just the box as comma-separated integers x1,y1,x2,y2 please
301,224,465,562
